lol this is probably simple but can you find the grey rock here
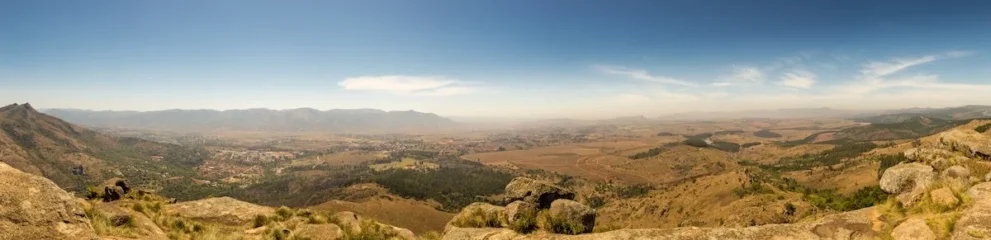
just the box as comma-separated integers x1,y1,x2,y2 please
548,199,596,234
880,163,934,206
891,218,936,240
0,162,98,239
505,177,575,209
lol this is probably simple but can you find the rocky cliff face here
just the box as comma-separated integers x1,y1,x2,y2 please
0,162,98,240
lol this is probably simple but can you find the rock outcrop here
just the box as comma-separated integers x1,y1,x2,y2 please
504,177,575,209
99,178,131,202
504,201,537,225
904,148,969,169
168,197,275,225
879,163,934,206
547,199,596,234
929,187,959,208
444,207,878,240
891,218,936,240
939,129,991,160
0,162,98,239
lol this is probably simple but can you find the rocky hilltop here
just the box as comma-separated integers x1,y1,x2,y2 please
0,160,419,240
442,124,991,240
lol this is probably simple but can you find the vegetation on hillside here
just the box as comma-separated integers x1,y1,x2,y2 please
754,129,782,138
976,123,991,133
760,142,877,172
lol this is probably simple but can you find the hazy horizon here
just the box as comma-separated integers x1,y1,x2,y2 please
3,0,991,119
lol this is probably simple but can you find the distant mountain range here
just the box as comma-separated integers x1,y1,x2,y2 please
659,105,991,121
853,105,991,123
44,108,455,133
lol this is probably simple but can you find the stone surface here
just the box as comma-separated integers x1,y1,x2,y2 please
944,165,972,179
879,163,934,206
504,201,537,225
939,129,991,160
967,182,991,202
0,162,98,240
904,148,969,169
294,223,343,240
929,187,959,208
167,197,275,225
891,218,936,240
443,208,878,240
333,211,362,233
952,197,991,240
504,177,575,209
100,178,130,202
548,199,596,234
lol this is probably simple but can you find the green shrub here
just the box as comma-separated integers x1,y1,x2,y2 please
254,215,271,228
536,210,587,235
451,208,502,228
508,207,538,233
976,123,991,133
131,203,146,214
276,206,294,220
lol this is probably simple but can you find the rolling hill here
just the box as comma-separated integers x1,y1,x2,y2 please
44,108,455,133
0,103,210,193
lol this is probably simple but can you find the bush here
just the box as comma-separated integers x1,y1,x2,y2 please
976,123,991,133
276,206,294,220
537,210,586,235
508,207,538,233
451,208,503,228
253,215,271,228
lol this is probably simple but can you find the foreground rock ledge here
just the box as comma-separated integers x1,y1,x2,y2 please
443,208,878,240
0,162,99,239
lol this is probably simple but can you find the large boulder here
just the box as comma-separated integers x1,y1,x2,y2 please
330,211,415,240
0,162,98,239
167,197,275,225
504,177,575,209
929,187,959,208
880,163,935,206
951,196,991,240
504,201,537,225
967,182,991,202
546,199,595,234
891,218,936,240
447,202,505,230
294,224,343,240
939,129,991,160
904,148,969,169
99,178,130,202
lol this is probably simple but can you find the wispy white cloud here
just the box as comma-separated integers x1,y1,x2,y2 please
713,66,764,86
860,55,937,79
779,70,816,89
860,51,972,80
845,51,975,94
594,65,694,86
338,75,480,96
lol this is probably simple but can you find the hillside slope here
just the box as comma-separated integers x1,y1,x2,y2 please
0,103,210,193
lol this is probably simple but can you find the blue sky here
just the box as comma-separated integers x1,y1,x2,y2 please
2,0,990,118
